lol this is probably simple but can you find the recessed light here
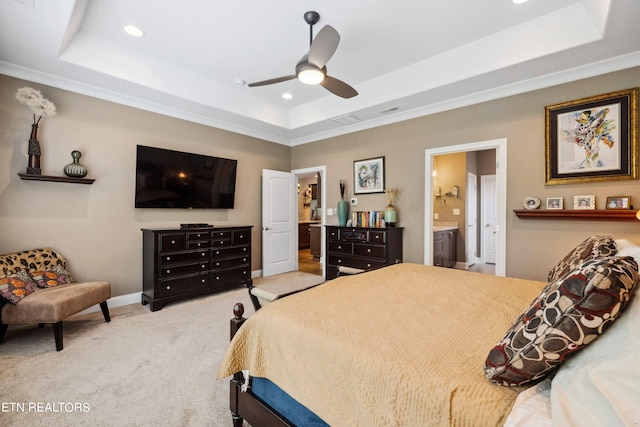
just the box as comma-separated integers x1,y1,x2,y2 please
282,93,293,100
512,0,528,4
234,78,246,86
123,25,144,37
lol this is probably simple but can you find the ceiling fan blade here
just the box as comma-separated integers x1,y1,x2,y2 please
308,25,340,68
248,75,297,87
320,76,358,99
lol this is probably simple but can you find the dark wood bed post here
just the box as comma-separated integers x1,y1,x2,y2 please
230,303,247,427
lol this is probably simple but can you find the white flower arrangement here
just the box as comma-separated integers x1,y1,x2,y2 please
15,87,57,125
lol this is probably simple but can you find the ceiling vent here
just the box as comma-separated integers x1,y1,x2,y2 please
332,114,362,126
380,106,399,114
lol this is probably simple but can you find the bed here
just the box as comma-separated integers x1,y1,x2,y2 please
217,236,640,426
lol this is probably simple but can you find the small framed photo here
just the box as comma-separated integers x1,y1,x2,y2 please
573,195,596,210
546,197,563,210
522,197,540,210
354,156,385,194
606,196,631,210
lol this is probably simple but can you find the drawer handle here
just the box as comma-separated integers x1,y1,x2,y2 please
337,259,342,264
338,245,342,249
201,252,206,257
216,276,220,280
201,278,206,283
367,263,371,267
243,248,247,252
166,269,171,274
197,243,201,247
239,235,243,238
216,262,220,266
166,256,171,261
367,248,372,253
171,240,176,244
242,258,247,262
166,285,171,290
201,264,206,269
197,233,201,238
243,271,247,275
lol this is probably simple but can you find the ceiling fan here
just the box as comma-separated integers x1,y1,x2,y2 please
248,11,358,99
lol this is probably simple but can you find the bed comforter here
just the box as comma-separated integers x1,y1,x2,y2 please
217,263,548,426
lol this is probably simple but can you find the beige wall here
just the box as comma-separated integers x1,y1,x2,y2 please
3,67,640,297
0,74,290,297
292,67,640,281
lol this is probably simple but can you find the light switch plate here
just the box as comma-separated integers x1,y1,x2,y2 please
453,208,460,215
327,208,334,215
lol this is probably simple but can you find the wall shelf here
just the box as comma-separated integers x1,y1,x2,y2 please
513,209,639,222
18,173,95,185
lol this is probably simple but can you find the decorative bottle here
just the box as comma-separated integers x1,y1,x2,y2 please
63,150,88,178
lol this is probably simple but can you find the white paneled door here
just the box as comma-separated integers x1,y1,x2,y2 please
481,174,497,265
262,169,296,277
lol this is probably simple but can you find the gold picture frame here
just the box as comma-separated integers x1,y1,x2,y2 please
606,196,631,210
545,88,638,185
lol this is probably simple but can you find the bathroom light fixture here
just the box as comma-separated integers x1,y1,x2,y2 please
123,25,144,37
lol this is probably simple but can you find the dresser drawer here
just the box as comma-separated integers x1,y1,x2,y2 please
158,274,209,298
160,261,209,278
211,256,250,271
160,233,186,251
328,241,353,254
354,244,385,259
187,231,209,241
368,230,386,244
328,254,386,270
326,228,339,241
211,230,231,245
233,230,250,245
187,240,209,250
211,267,251,286
159,250,209,266
212,245,250,259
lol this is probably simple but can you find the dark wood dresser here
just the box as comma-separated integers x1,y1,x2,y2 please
141,226,252,311
325,226,403,279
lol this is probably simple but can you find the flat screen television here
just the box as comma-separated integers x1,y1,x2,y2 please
135,145,237,209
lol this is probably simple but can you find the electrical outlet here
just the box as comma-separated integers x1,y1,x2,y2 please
327,208,334,215
453,208,460,215
434,213,439,220
350,197,358,206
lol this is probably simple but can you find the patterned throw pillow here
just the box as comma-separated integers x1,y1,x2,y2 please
31,265,76,288
547,235,617,283
0,270,40,304
485,255,638,386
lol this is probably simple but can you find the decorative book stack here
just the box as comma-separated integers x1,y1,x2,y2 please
351,211,386,228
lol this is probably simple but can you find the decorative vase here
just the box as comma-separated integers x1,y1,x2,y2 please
337,199,349,226
384,204,397,227
27,124,42,175
63,150,88,178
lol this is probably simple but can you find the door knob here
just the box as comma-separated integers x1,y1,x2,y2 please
263,227,271,231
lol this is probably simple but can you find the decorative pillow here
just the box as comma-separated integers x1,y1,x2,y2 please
0,270,40,304
485,255,638,386
547,235,617,283
31,265,76,288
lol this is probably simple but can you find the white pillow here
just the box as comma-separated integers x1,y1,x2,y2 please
615,238,640,265
548,267,640,426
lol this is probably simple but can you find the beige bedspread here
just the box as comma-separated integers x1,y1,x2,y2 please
217,263,547,426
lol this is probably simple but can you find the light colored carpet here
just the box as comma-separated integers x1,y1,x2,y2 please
0,271,324,427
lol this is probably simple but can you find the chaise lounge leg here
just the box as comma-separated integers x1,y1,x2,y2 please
100,301,111,322
0,322,7,344
53,321,63,351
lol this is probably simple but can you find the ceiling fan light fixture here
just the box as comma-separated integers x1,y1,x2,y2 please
298,68,325,85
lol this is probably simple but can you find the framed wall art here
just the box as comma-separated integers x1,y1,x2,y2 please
573,195,595,210
354,156,385,194
545,88,638,185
